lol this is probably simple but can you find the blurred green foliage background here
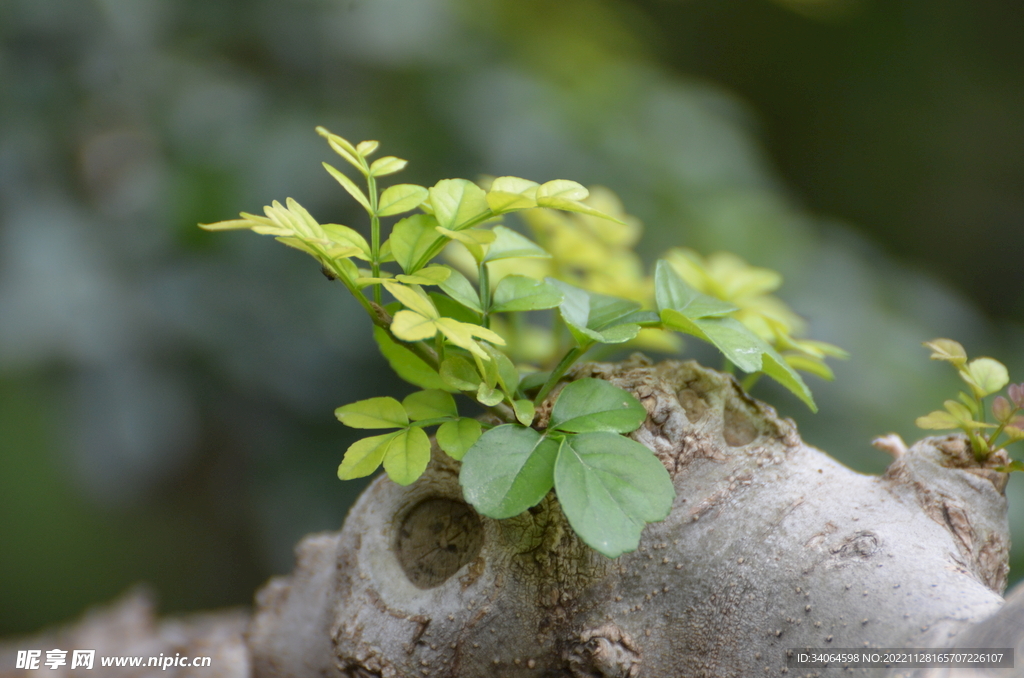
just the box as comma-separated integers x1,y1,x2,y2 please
2,0,1022,635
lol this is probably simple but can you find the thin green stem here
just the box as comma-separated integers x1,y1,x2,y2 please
534,345,589,407
368,173,382,305
479,261,491,329
411,211,497,272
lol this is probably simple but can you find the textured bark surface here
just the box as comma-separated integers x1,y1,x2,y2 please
248,357,1012,677
2,358,1017,677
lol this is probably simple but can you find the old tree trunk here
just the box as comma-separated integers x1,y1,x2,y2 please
4,357,1022,678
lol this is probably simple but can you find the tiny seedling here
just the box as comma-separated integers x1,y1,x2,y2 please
916,338,1024,470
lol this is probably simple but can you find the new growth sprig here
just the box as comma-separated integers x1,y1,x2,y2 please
200,129,846,557
915,338,1024,469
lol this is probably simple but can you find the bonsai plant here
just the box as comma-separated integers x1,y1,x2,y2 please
191,130,1020,677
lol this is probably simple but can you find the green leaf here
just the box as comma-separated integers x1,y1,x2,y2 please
549,378,647,433
430,293,482,325
391,214,444,274
760,350,816,412
321,223,371,260
482,226,550,263
429,179,490,231
460,425,559,519
382,427,431,485
486,176,539,213
492,276,564,313
338,432,399,480
994,460,1024,473
924,338,968,367
440,355,482,391
369,156,407,177
377,184,428,217
438,266,483,313
316,127,363,173
963,358,1010,398
481,343,520,397
916,410,960,430
323,162,371,212
355,140,379,156
384,281,438,319
373,327,453,392
654,260,738,318
535,180,625,223
402,389,457,421
548,280,642,346
943,399,995,429
395,265,451,286
660,311,816,411
335,397,409,429
513,399,536,426
436,418,482,461
476,382,504,407
554,432,674,558
435,226,496,262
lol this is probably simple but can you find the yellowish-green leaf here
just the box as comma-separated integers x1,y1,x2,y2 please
338,432,399,480
316,127,364,173
321,223,371,260
369,156,408,177
199,218,255,231
436,418,482,461
335,396,408,429
402,389,457,421
483,226,550,263
435,317,505,359
391,214,443,273
383,281,438,319
391,310,438,342
355,140,379,156
429,178,490,231
377,184,428,217
275,236,323,257
537,179,589,202
323,162,371,212
924,338,968,367
963,358,1009,398
486,176,539,213
916,410,960,430
382,427,431,486
436,226,496,262
395,265,451,286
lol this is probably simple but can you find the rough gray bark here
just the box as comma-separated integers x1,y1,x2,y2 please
248,357,1012,677
3,358,1017,677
